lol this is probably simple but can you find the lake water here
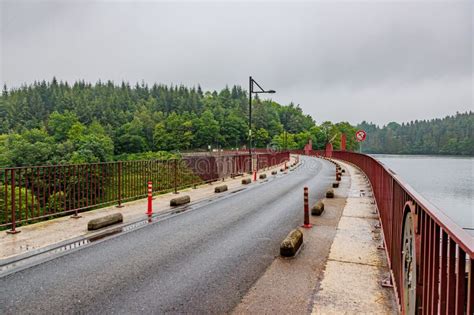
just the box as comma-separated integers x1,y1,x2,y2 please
372,155,473,234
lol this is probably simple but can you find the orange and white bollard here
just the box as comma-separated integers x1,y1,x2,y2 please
302,187,312,228
253,170,257,181
146,181,153,216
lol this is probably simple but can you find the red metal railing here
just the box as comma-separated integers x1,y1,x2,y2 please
1,152,289,231
301,150,473,314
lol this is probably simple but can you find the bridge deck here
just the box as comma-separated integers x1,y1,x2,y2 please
1,156,399,313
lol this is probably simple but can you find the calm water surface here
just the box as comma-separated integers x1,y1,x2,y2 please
372,155,473,233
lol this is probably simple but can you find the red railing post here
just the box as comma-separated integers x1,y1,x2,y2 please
430,224,440,314
116,161,124,208
6,169,20,234
455,248,466,315
467,258,474,315
302,187,312,229
439,230,448,313
173,159,178,194
446,238,456,314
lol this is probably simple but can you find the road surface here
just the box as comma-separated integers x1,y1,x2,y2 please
0,156,334,314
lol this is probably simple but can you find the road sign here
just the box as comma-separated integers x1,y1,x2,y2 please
355,130,367,142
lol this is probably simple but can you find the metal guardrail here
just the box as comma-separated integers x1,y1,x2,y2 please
298,150,473,314
1,152,289,232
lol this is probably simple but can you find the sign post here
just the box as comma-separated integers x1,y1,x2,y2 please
355,130,367,153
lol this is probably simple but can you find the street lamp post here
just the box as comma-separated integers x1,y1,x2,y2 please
248,76,275,170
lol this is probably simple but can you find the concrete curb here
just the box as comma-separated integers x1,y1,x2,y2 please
214,185,228,193
326,189,335,198
170,195,191,206
280,229,303,257
311,201,325,216
241,178,251,185
87,213,123,231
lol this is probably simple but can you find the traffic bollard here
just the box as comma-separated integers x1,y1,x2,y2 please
302,187,312,228
146,181,153,216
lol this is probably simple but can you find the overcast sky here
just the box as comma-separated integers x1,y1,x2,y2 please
1,0,472,125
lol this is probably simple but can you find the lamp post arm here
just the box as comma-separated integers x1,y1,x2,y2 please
252,79,266,93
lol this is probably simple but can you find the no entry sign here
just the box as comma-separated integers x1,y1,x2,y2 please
355,130,367,142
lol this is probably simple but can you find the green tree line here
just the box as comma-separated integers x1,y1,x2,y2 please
358,112,474,156
1,79,469,167
0,79,358,167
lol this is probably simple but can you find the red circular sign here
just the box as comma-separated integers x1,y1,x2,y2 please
355,130,366,142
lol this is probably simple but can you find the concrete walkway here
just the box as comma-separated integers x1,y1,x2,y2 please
0,157,295,261
311,160,398,314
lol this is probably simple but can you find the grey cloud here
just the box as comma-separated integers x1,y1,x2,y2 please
1,0,472,124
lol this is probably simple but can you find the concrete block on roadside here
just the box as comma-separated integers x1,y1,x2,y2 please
271,170,278,175
242,178,251,185
332,182,339,188
280,168,285,172
311,201,325,216
259,173,267,179
280,229,303,257
170,195,190,206
87,213,123,231
214,185,228,193
326,189,335,198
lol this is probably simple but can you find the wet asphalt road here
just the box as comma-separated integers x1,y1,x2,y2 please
0,156,334,314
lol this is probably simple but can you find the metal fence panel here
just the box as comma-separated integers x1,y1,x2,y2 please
1,152,289,230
